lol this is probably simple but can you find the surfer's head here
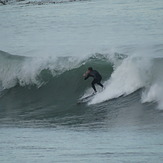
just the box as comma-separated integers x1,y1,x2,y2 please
88,67,93,71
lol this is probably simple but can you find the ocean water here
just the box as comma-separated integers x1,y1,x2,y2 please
0,0,163,162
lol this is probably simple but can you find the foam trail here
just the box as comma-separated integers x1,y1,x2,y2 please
89,56,152,104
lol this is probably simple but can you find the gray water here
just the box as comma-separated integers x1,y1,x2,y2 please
1,94,163,162
0,0,163,57
1,125,163,162
1,0,163,162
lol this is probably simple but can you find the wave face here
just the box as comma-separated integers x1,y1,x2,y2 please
0,50,163,125
0,50,113,122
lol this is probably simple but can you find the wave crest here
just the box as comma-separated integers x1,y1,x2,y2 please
1,50,163,110
0,51,114,90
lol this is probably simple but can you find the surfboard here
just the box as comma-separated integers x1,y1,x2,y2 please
77,86,105,104
77,93,95,104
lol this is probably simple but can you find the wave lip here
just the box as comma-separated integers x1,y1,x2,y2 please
0,50,83,90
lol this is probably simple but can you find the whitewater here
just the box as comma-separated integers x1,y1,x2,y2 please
0,0,163,162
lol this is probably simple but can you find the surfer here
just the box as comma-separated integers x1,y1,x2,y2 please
83,67,103,93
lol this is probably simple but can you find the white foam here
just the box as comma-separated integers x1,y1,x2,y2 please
141,83,163,110
89,56,152,105
141,60,163,110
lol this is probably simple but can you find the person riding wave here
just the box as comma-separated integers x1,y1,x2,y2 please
83,67,103,93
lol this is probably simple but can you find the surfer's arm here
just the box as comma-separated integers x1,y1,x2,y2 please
83,72,90,80
84,75,89,80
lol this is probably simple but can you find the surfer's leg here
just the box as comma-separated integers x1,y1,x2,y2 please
97,78,103,88
91,80,97,92
97,82,103,88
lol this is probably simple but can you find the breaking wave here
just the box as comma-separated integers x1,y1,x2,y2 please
0,48,163,123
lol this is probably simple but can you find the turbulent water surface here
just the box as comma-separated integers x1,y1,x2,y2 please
0,0,163,162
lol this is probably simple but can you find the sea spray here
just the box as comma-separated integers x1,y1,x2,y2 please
141,59,163,110
89,56,153,104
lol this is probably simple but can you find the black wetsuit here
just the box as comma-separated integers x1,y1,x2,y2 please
84,70,103,92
